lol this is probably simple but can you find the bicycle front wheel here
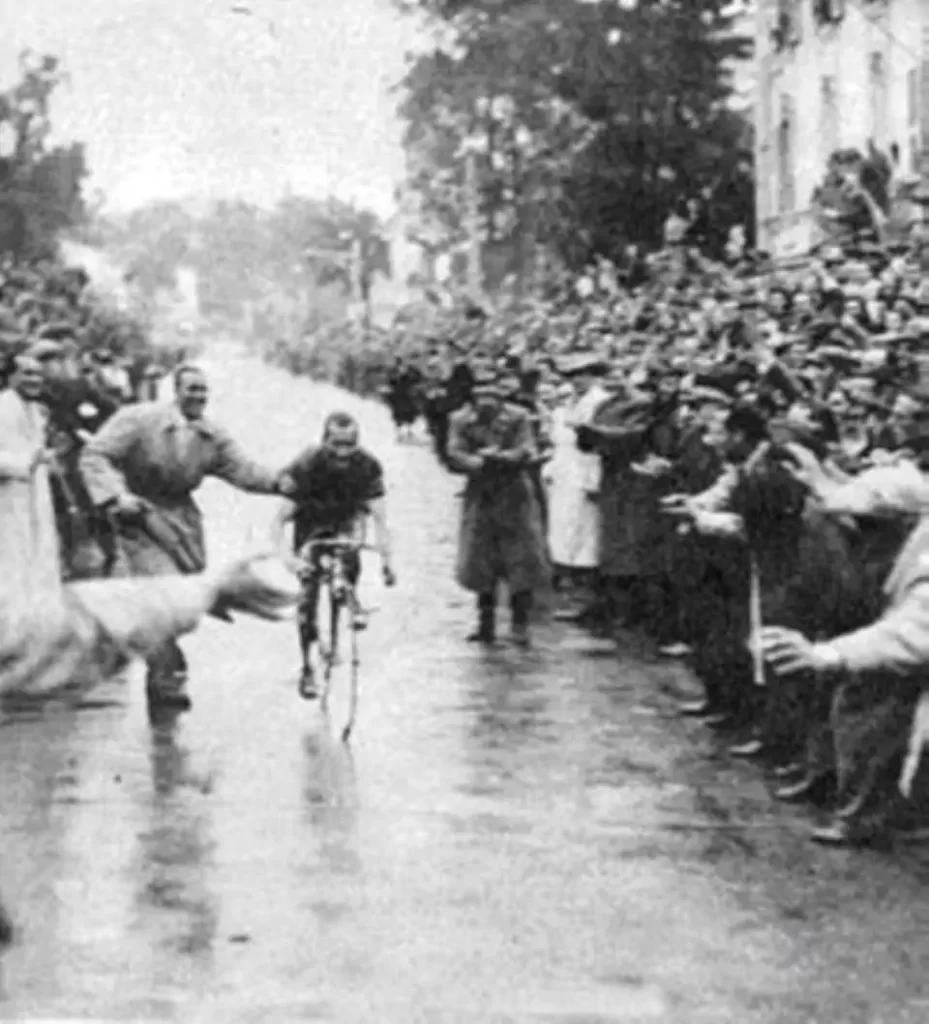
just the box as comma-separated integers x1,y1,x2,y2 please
317,580,341,713
341,596,361,743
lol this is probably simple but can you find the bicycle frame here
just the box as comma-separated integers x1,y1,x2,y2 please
298,537,373,741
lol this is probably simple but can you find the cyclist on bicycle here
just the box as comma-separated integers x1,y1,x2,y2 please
272,411,396,698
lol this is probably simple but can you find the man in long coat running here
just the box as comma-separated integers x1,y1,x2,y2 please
80,364,291,711
447,370,549,645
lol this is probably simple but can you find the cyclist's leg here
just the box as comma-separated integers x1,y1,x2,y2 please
298,566,322,669
344,548,369,630
0,893,13,948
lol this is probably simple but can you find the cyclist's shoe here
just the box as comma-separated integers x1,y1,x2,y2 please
511,623,531,648
352,606,370,632
146,673,192,712
0,899,14,949
298,664,318,700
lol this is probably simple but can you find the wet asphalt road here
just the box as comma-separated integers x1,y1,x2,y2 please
3,347,929,1023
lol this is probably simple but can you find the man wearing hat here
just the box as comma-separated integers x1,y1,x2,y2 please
662,401,771,746
581,377,659,633
446,368,549,646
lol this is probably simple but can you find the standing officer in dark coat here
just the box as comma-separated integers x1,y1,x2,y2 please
446,370,550,645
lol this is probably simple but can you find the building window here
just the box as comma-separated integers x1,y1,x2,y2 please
869,52,888,145
820,75,839,161
777,95,796,214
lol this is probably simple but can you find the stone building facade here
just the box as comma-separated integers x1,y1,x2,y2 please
755,0,927,257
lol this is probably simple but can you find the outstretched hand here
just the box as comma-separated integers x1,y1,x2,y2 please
759,626,834,676
211,553,300,621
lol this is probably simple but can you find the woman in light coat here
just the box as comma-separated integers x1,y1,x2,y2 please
0,353,61,601
543,369,606,573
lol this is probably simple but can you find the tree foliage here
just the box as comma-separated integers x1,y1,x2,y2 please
0,51,88,258
394,0,754,277
99,194,391,329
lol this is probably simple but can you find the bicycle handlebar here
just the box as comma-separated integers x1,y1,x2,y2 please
298,538,376,557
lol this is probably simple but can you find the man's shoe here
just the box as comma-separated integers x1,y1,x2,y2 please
773,761,804,779
146,680,192,712
511,624,531,648
704,713,736,730
810,820,887,848
659,642,692,658
466,628,495,644
0,900,14,948
775,775,834,804
678,700,715,718
552,606,589,623
298,664,318,700
729,738,765,759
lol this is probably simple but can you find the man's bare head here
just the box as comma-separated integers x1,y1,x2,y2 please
12,354,45,401
322,411,359,460
174,365,209,420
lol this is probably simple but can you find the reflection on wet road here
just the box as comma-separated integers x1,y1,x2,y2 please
2,349,929,1022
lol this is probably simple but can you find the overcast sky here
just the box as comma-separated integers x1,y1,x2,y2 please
0,0,422,215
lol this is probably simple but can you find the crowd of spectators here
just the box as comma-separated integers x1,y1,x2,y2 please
298,221,929,849
0,253,177,579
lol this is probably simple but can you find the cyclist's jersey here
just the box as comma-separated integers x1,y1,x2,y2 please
285,444,385,551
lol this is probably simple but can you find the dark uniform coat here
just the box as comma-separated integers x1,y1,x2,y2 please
447,402,549,594
584,393,654,579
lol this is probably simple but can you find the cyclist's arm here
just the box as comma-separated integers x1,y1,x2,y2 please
367,498,393,570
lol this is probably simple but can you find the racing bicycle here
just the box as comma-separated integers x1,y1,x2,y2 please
297,536,373,742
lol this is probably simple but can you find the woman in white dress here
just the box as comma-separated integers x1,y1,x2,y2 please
0,353,61,602
543,356,609,578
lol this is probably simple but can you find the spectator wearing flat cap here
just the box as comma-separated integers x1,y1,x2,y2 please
583,386,663,633
446,369,550,646
662,401,770,743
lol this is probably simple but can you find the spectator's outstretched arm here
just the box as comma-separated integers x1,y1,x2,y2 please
0,576,217,697
208,426,281,493
0,557,297,699
818,462,929,517
823,580,929,676
688,465,739,512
